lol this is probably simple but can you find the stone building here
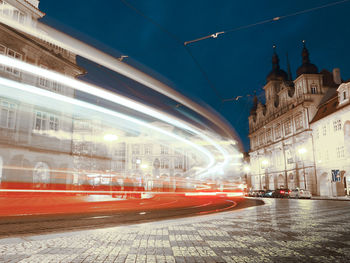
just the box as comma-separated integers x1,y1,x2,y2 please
248,43,343,196
0,0,84,189
310,81,350,196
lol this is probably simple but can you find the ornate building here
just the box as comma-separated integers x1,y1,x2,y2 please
248,43,342,196
0,0,84,189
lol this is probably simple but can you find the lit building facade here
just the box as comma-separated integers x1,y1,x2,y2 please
248,43,343,196
0,0,84,189
310,81,350,196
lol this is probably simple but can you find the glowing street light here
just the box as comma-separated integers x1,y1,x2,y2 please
261,159,269,166
243,165,250,173
103,134,118,142
298,147,307,155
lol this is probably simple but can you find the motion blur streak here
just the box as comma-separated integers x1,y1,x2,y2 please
0,12,245,217
0,15,239,144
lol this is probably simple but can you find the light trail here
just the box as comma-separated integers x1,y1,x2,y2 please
0,55,237,177
0,15,240,147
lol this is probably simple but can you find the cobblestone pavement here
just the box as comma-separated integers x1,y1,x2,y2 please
0,198,349,263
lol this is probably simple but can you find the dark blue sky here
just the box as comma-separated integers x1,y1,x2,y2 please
39,0,350,151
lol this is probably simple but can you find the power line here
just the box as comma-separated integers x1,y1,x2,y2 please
184,0,350,46
119,0,224,102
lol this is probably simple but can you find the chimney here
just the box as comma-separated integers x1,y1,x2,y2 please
333,68,341,85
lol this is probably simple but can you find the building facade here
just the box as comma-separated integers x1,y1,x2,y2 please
248,43,345,196
310,81,350,196
0,0,84,189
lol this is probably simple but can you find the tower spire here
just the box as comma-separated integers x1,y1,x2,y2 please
286,52,292,81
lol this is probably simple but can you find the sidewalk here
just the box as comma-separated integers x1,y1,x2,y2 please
0,198,349,262
311,195,350,201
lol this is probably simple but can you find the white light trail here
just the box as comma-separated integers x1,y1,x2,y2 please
0,55,235,177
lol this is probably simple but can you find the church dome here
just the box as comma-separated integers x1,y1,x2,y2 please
296,41,318,77
266,47,288,82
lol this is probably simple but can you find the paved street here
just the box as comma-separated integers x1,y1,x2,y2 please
0,198,349,263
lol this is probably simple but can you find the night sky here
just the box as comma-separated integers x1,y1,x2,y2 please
39,0,350,152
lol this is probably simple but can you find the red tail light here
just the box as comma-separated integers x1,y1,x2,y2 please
280,190,285,194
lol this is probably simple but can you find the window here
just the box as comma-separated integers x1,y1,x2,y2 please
161,159,169,169
295,114,303,130
161,145,169,155
34,111,59,131
336,146,345,159
132,157,140,169
315,127,319,139
12,9,26,24
0,46,22,76
144,145,152,155
115,160,125,170
74,119,90,130
115,143,126,156
298,86,303,98
259,133,264,146
322,125,327,136
311,84,317,94
343,91,347,100
174,158,183,169
0,99,16,129
284,119,292,135
132,145,140,155
333,119,342,132
266,129,272,143
39,65,49,87
275,124,281,139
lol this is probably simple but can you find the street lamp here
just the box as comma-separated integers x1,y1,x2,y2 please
298,147,307,189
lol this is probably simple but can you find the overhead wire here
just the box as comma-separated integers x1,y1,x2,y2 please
184,0,350,46
119,0,224,102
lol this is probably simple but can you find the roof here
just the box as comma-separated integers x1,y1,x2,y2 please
310,91,338,123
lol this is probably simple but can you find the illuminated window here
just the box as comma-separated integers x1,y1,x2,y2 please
161,158,169,169
144,144,152,155
0,99,16,129
161,145,169,155
284,119,292,135
34,110,59,131
333,119,342,132
275,124,281,139
132,157,140,169
132,145,140,155
174,158,183,169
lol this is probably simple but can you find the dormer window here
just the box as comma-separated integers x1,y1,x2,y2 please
343,91,347,100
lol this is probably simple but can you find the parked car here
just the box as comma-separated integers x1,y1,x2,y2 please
256,190,266,197
289,188,312,199
272,188,291,198
263,190,273,198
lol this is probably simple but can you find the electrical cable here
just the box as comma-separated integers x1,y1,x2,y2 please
119,0,224,102
184,0,350,45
